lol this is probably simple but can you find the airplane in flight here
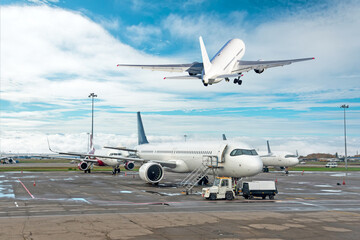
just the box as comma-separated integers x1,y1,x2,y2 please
48,134,136,175
223,135,299,174
117,36,314,86
51,112,263,184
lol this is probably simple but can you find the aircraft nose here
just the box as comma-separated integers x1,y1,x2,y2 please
245,156,263,176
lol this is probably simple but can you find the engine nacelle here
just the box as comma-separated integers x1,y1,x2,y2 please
78,161,90,171
254,68,264,74
124,161,135,170
139,162,164,184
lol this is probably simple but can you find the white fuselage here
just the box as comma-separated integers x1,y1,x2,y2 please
204,39,245,84
135,141,263,178
259,151,299,168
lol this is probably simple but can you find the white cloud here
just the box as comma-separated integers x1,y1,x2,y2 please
1,4,359,155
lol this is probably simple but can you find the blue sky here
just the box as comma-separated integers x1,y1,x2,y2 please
1,0,359,155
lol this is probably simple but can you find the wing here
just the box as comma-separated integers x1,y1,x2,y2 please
103,146,137,152
232,57,314,73
117,62,203,75
164,75,201,80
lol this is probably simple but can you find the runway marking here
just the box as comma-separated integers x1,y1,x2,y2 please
17,179,35,199
14,202,18,207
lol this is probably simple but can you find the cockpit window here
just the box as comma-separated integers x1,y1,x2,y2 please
230,149,258,156
285,154,297,158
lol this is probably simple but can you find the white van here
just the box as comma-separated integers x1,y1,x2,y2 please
325,162,338,168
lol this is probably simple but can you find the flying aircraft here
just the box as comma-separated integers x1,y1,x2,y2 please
48,134,136,175
258,140,299,174
51,112,263,184
117,36,314,86
223,135,299,174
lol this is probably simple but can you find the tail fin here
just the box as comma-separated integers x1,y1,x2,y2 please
267,140,271,154
222,134,227,141
88,133,95,154
137,112,149,145
199,36,212,74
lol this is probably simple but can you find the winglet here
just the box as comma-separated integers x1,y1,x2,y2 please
267,140,272,154
47,137,55,153
137,112,149,145
199,36,211,74
222,134,227,141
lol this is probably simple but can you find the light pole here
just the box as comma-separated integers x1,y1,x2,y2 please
184,134,187,142
88,93,97,139
340,104,349,178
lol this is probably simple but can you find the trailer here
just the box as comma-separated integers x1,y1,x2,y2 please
242,181,277,200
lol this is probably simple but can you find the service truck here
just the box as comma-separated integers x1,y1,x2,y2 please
242,181,277,199
202,177,235,200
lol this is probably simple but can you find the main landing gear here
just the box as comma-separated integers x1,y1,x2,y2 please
112,167,121,175
233,77,242,85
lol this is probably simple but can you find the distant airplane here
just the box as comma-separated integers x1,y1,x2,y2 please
117,36,314,86
0,156,17,164
49,134,136,175
258,140,299,174
52,112,263,184
223,135,299,174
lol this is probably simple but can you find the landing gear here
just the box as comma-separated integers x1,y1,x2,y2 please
84,169,91,173
112,167,121,175
233,77,242,85
263,167,269,173
225,77,230,82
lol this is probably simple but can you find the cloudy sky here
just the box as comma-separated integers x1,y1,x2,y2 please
1,0,359,155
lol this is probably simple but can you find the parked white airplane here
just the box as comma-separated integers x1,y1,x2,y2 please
259,140,299,174
117,36,314,86
49,134,136,175
51,112,263,184
223,135,299,174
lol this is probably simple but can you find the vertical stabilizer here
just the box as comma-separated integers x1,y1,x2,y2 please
267,140,272,154
222,134,227,141
137,112,149,145
199,36,212,74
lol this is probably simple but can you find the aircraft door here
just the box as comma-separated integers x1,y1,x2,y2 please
218,144,228,163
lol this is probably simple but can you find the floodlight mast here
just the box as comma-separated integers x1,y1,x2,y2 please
340,104,349,176
88,93,97,139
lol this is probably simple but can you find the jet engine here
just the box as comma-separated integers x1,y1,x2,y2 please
124,161,135,170
78,161,90,171
254,68,265,74
254,59,265,74
139,162,164,184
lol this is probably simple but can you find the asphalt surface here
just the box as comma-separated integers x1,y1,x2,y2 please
1,169,360,239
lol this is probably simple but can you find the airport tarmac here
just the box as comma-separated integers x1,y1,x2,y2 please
1,170,360,239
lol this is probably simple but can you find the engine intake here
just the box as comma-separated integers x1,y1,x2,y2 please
139,162,164,184
124,161,135,170
78,161,90,171
254,68,264,74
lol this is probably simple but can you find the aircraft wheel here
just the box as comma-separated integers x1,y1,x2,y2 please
233,79,238,84
238,80,242,85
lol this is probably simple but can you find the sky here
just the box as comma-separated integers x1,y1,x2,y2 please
0,0,359,156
